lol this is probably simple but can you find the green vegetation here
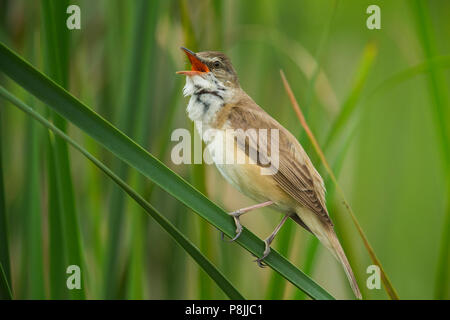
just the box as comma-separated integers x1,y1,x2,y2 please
0,0,448,299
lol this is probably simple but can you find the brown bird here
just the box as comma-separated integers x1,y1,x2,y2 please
177,47,362,299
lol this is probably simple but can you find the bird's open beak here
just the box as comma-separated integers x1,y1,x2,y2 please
176,47,210,76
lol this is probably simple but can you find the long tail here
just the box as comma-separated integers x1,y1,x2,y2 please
324,226,362,299
293,211,362,299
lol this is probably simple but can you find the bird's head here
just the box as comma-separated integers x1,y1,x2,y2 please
176,47,239,91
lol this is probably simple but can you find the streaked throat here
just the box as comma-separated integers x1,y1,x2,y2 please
183,74,230,125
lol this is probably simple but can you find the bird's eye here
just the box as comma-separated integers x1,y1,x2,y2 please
213,61,221,68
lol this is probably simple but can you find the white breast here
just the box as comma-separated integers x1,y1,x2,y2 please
183,74,243,189
182,74,231,140
186,91,224,127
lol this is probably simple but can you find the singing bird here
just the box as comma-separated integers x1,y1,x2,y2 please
177,47,361,299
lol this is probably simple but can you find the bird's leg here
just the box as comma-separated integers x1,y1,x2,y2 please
221,200,274,242
255,214,289,268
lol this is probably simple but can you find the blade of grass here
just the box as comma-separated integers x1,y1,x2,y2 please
0,108,12,299
39,1,68,300
125,40,159,299
165,200,190,299
16,22,46,299
0,262,12,299
104,0,159,298
41,0,69,87
0,42,334,300
126,183,146,299
411,0,450,299
24,114,45,299
281,69,399,300
0,108,10,286
0,86,245,300
46,133,68,299
41,0,85,299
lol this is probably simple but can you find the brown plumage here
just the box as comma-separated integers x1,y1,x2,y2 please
178,47,362,299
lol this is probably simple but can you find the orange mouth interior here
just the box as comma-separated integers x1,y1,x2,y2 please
176,47,210,76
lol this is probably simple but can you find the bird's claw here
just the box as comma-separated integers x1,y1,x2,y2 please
254,257,267,268
220,229,242,242
252,239,271,268
252,250,269,268
220,220,243,242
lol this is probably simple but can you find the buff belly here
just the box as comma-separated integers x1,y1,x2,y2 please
206,129,297,213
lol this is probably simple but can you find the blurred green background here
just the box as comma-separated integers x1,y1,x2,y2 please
0,0,449,299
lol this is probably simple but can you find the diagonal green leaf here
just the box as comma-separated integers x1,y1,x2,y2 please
0,41,334,300
0,85,245,300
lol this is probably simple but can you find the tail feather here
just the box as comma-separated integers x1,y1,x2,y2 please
325,226,362,299
293,211,362,299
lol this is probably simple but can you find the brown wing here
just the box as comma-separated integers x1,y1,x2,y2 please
225,97,332,226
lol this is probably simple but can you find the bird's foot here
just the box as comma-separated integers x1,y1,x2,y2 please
254,238,271,268
219,203,274,243
221,211,243,242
